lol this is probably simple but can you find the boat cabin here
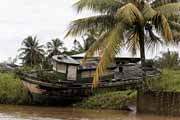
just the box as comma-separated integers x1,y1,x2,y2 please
52,55,116,81
52,55,80,81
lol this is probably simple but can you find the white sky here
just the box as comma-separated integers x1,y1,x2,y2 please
0,0,179,62
0,0,92,62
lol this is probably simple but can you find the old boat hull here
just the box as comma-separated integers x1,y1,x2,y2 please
21,76,93,105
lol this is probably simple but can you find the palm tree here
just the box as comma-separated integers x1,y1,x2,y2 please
83,29,102,51
19,36,44,67
47,38,67,58
66,0,180,87
71,29,101,54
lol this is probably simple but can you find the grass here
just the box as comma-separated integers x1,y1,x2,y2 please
147,69,180,91
0,72,31,104
74,90,137,110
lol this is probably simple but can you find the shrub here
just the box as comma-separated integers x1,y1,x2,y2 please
144,59,155,68
147,69,180,91
0,72,31,104
154,51,179,69
74,90,136,110
37,71,60,82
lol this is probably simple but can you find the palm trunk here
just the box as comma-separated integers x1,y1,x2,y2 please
138,26,145,67
138,26,146,85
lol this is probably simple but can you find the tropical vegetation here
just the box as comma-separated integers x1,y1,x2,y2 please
147,69,180,91
0,71,31,104
74,90,136,110
155,50,179,69
19,36,44,67
71,29,101,54
47,38,67,58
66,0,180,87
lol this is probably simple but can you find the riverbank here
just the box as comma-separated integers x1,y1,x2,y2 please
2,68,180,111
74,90,137,110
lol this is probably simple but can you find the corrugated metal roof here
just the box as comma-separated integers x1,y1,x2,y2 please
52,55,80,65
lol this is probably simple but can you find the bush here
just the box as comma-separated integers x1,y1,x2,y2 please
145,59,155,68
74,90,136,110
154,51,179,69
0,72,31,104
37,71,60,82
147,69,180,91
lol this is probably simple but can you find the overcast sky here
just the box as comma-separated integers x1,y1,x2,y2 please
0,0,178,62
0,0,92,62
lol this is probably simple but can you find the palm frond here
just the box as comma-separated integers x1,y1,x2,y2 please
92,23,124,87
161,15,173,41
152,14,173,41
116,3,144,26
152,0,178,8
74,0,123,14
145,29,162,52
142,3,157,21
65,15,116,37
169,21,180,32
172,31,180,43
127,32,139,56
155,3,180,18
126,24,140,56
83,31,111,63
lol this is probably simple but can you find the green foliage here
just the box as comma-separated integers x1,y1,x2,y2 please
0,72,31,104
47,38,67,58
144,59,155,67
37,71,60,82
15,65,41,75
70,29,101,54
74,90,136,110
19,36,44,67
41,57,53,70
147,69,180,91
155,51,179,69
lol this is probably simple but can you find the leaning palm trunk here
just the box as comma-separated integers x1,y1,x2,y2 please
66,0,180,87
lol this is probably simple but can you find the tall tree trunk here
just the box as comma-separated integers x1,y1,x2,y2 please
139,27,145,67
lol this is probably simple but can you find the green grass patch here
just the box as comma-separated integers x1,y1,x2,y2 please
147,69,180,91
0,72,31,104
74,90,136,110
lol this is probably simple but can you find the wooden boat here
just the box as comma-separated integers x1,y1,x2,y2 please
20,70,94,105
20,54,159,105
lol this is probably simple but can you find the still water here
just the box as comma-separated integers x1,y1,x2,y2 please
0,105,179,120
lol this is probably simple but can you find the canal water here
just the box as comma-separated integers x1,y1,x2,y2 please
0,105,179,120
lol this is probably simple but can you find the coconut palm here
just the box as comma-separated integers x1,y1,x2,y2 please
72,29,101,54
19,36,44,67
66,0,180,87
47,38,67,58
83,29,102,51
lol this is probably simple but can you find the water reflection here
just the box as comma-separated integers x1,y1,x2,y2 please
0,105,179,120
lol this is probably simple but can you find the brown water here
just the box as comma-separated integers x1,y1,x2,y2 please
0,105,179,120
